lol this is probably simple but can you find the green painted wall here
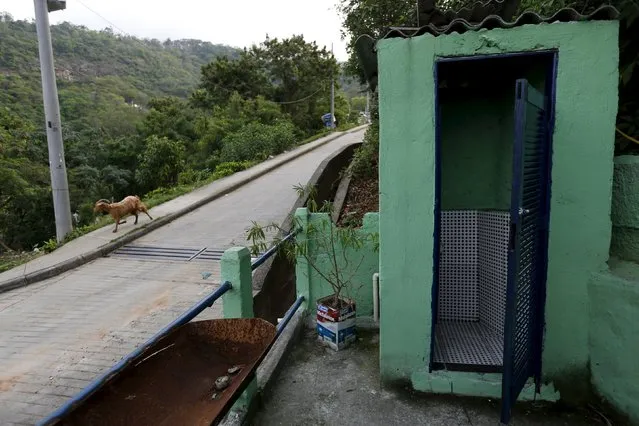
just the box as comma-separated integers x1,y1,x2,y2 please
440,93,513,210
295,209,379,317
377,21,619,396
589,262,639,425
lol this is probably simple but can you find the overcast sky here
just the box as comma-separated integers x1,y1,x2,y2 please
0,0,349,61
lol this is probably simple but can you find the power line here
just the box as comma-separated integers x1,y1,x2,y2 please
273,85,327,105
76,0,129,37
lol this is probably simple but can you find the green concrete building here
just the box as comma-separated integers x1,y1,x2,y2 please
355,3,620,423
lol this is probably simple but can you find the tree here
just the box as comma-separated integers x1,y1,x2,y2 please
254,35,340,134
337,0,416,83
0,108,53,250
136,136,185,191
197,54,272,107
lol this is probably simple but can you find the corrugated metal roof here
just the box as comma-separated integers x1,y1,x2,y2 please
354,3,619,91
382,4,619,39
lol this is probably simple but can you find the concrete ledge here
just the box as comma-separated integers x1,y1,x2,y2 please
219,306,307,426
0,125,368,295
411,370,560,402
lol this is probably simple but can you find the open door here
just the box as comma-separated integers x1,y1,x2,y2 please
501,79,551,424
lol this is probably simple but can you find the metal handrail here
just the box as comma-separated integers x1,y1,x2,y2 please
38,281,233,426
251,229,298,271
276,295,305,337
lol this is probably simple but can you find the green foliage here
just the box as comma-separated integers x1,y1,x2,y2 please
212,161,255,179
198,35,353,136
178,168,210,186
40,238,58,253
337,0,416,83
0,18,360,254
220,121,297,163
247,183,379,307
136,136,185,191
197,54,272,107
349,91,379,178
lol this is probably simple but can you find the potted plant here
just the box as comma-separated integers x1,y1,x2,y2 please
247,183,378,350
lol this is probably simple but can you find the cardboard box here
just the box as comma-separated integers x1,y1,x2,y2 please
316,295,356,351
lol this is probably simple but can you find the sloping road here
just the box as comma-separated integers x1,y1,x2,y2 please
0,129,364,425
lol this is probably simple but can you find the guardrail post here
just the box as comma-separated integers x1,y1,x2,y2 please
221,247,253,319
221,246,256,415
294,208,311,309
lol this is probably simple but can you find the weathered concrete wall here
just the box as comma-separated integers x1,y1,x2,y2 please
295,209,379,317
589,261,639,425
377,21,619,397
611,155,639,263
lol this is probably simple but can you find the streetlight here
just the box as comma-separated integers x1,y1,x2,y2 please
34,0,73,243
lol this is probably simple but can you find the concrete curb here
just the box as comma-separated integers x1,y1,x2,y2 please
331,171,353,223
0,125,368,295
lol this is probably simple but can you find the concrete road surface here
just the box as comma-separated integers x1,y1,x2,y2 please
0,129,364,425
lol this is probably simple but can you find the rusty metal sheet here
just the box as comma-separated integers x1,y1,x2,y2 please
51,318,276,426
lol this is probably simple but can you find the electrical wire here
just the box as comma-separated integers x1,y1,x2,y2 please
273,85,328,105
76,0,130,37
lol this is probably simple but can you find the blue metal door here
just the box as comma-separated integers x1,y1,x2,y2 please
501,78,551,424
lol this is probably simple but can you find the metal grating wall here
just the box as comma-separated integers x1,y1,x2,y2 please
478,211,510,335
434,209,510,367
438,210,479,321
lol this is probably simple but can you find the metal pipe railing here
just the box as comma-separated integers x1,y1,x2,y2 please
276,295,305,337
38,280,233,426
251,229,298,271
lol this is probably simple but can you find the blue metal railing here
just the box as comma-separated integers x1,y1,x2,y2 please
251,229,298,271
276,295,305,338
40,228,303,425
37,281,233,426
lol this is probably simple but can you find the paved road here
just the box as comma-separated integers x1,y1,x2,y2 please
0,130,363,425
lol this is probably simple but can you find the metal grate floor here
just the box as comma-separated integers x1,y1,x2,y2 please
433,320,503,369
110,245,262,263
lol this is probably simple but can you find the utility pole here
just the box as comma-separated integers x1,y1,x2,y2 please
34,0,72,243
330,43,335,129
365,90,370,123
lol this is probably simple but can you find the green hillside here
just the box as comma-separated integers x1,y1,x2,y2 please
0,13,362,257
0,13,239,131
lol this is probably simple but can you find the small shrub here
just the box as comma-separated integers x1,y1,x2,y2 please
178,168,210,185
349,122,378,179
41,238,58,253
136,135,185,192
220,120,296,163
212,161,254,179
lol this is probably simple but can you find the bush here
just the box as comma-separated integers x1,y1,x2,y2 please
178,168,210,185
212,161,254,179
219,120,296,163
349,90,379,179
349,121,378,178
135,135,185,192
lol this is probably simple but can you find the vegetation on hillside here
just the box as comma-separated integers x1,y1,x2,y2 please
0,14,366,255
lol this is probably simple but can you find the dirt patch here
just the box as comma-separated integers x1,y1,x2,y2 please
0,375,20,392
121,289,171,327
337,173,379,227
